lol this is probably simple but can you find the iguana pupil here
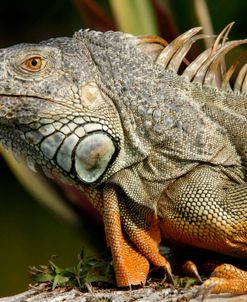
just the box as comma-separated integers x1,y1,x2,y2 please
31,59,38,66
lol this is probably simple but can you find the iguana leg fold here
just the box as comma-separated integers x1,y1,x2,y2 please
103,185,172,286
203,264,247,294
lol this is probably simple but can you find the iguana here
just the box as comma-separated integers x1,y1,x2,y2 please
0,23,246,294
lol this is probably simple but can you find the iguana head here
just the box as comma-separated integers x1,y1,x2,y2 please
0,36,122,184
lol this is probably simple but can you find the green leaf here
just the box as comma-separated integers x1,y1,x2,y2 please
180,277,199,288
33,273,54,283
52,275,69,290
49,261,64,274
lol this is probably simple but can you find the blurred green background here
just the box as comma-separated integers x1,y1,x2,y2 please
0,1,83,297
0,0,246,297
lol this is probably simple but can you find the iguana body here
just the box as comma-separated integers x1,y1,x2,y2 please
0,25,246,293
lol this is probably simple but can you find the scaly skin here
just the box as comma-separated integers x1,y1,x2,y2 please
0,26,246,293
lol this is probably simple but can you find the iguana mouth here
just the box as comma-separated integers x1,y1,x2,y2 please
0,93,76,111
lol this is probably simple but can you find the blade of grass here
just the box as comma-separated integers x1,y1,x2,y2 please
109,0,158,35
109,0,141,34
134,0,158,35
194,0,214,48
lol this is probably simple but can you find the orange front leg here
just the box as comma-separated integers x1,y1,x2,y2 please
103,185,172,287
103,185,149,286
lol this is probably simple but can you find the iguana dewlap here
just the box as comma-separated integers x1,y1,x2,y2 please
0,24,246,293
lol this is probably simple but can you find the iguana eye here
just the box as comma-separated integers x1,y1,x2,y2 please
21,56,45,72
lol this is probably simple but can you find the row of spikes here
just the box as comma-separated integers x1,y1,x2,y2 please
136,23,247,93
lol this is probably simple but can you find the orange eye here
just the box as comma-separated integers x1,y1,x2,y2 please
21,56,45,72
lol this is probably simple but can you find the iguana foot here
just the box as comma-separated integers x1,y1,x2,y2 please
103,185,172,286
203,264,247,294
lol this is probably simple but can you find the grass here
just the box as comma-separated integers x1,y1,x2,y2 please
30,252,115,291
